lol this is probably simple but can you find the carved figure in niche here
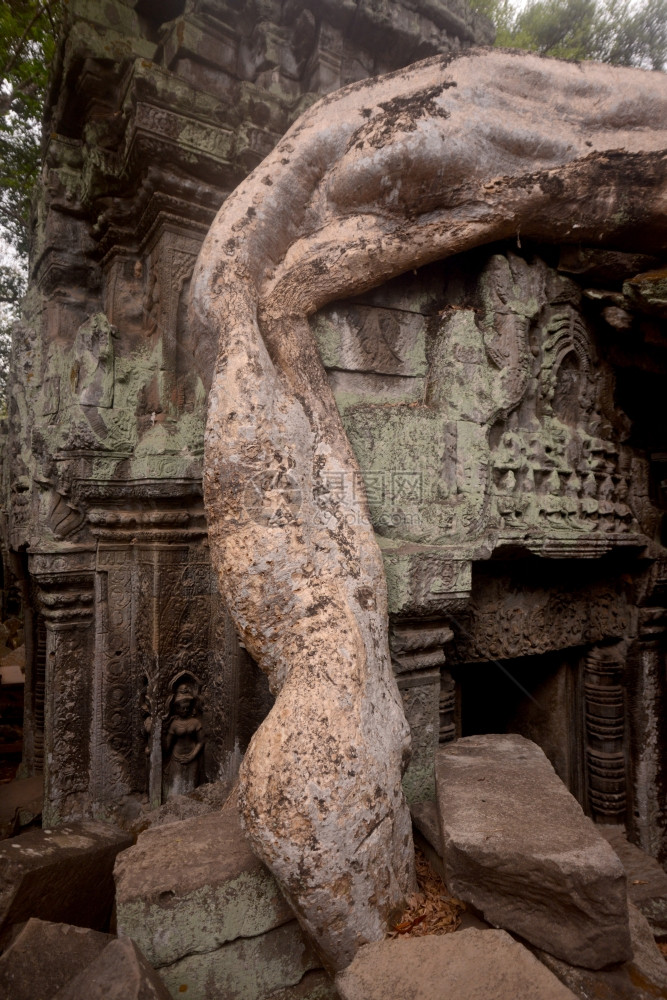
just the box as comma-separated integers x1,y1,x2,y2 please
162,672,205,800
72,313,116,407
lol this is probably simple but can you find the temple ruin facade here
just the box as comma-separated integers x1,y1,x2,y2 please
3,0,667,882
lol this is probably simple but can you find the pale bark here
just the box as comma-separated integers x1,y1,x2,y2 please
191,49,667,969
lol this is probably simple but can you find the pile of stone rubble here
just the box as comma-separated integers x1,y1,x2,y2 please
1,734,667,999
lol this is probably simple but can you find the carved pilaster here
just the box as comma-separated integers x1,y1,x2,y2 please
584,644,627,823
390,621,454,803
89,495,249,812
31,559,96,826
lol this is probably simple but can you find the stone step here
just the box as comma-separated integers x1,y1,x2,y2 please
114,792,320,1000
435,734,631,969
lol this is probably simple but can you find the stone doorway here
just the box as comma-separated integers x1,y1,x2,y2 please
450,648,586,809
445,639,632,835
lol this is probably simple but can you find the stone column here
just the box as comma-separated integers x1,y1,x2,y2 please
91,546,137,812
583,643,627,824
626,607,667,863
439,669,457,745
389,621,454,803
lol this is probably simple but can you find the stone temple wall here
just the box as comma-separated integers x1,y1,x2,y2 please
309,245,667,860
3,0,493,826
4,0,667,868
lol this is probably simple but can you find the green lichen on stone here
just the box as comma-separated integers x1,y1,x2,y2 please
402,762,436,805
38,312,206,483
159,922,317,1000
426,308,494,422
118,868,293,969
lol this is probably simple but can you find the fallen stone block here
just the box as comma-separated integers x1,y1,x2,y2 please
115,794,294,967
411,799,441,853
435,734,631,969
335,928,579,1000
116,794,319,999
535,902,667,999
52,936,173,1000
0,918,111,1000
160,920,318,1000
599,825,667,937
0,821,132,947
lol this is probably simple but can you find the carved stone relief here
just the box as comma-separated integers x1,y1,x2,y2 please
329,253,646,559
161,671,206,800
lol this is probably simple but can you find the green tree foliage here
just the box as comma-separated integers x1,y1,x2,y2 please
1,0,60,253
474,0,667,70
0,1,62,406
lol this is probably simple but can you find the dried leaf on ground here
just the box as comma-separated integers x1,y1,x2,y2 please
388,848,465,938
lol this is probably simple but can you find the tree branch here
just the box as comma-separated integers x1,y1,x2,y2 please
0,6,45,89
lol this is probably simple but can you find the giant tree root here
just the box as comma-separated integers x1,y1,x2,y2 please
191,49,667,970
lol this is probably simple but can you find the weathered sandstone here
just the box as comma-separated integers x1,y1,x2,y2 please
435,734,631,968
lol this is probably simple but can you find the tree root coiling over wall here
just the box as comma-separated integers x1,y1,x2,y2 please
190,49,667,970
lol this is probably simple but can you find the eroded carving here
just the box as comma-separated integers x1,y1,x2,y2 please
162,671,205,800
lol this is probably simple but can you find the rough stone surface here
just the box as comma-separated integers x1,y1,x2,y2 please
435,734,631,968
52,936,173,1000
265,970,339,1000
0,821,132,947
335,928,578,999
599,825,667,937
160,920,318,1000
115,792,321,998
535,902,667,1000
191,47,667,968
130,779,235,835
115,793,294,969
411,800,441,854
0,918,111,1000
